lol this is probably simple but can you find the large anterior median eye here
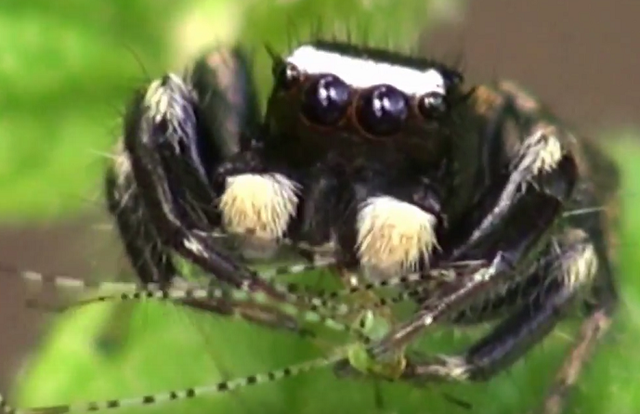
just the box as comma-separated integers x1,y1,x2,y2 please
357,85,408,136
301,74,352,126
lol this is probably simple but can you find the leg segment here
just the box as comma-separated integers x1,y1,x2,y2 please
400,228,598,383
119,49,295,297
106,47,260,287
105,144,177,285
369,122,579,358
537,238,618,414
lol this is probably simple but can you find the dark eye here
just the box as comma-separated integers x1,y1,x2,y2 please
442,68,464,89
301,74,351,126
357,85,408,136
274,62,301,91
418,91,447,120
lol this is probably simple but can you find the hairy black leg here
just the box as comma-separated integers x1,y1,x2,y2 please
538,240,619,414
189,47,260,159
105,145,177,285
400,228,598,383
104,150,308,335
99,159,179,353
484,81,621,414
106,47,261,287
450,122,578,262
369,123,578,358
120,48,296,297
446,267,554,325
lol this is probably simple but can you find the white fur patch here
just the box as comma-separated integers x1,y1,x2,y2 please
286,45,446,96
534,134,563,173
144,74,189,123
112,140,132,186
562,240,598,290
356,196,438,279
219,173,300,257
519,127,564,174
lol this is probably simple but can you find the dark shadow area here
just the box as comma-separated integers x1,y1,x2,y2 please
0,0,637,395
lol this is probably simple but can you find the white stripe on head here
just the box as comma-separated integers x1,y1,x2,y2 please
286,45,446,96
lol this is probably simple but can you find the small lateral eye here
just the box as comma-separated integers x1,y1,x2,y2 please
274,62,301,91
418,91,447,120
301,74,352,126
442,68,464,89
357,85,408,136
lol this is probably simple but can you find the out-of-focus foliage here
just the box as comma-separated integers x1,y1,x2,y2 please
0,0,175,221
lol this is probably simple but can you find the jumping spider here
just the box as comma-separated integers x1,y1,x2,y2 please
13,39,621,414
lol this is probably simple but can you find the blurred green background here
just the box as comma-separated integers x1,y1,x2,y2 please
1,1,639,414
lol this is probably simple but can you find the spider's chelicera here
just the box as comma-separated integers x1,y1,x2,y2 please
3,39,620,414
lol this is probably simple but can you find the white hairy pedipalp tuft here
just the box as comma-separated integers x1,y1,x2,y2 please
356,196,439,279
219,173,300,258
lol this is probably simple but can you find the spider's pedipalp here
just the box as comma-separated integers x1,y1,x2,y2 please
219,172,302,259
356,195,439,280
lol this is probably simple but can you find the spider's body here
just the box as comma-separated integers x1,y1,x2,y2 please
61,39,620,413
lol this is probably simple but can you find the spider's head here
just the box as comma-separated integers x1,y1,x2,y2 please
219,41,473,272
264,40,469,167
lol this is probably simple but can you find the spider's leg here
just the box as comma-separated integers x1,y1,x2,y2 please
400,228,600,388
123,51,294,298
538,295,616,414
107,46,260,287
0,350,346,414
105,144,176,286
449,121,578,263
368,118,579,357
538,158,620,413
14,267,375,342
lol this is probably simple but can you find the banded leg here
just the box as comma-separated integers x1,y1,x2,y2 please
0,352,346,414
